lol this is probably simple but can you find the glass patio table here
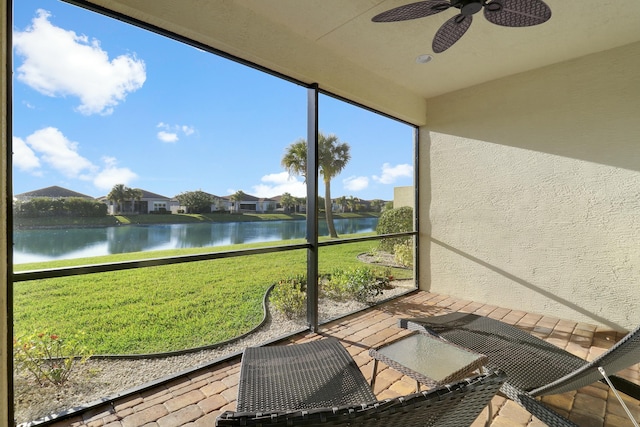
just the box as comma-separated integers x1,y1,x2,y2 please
369,331,488,392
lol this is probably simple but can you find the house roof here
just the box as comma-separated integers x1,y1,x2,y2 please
82,0,640,125
15,186,93,199
98,189,171,201
222,193,262,202
138,189,171,200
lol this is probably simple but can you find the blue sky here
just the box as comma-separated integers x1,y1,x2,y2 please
12,0,415,200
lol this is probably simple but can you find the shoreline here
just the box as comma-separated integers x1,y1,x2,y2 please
13,212,379,230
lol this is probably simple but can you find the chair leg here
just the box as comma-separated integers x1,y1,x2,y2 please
599,367,640,427
485,400,493,427
370,359,379,391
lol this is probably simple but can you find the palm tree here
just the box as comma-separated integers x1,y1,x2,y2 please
280,192,296,213
335,196,347,213
230,190,246,213
126,188,143,213
346,195,360,212
370,199,385,213
107,184,128,214
282,132,350,238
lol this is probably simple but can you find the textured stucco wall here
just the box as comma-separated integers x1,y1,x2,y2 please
420,42,640,330
393,186,414,209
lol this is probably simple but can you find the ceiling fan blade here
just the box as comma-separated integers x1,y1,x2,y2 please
483,0,551,27
372,1,450,22
432,14,472,53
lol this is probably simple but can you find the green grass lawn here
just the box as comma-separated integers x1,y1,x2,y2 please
13,235,411,355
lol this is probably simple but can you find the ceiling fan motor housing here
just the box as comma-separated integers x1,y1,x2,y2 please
452,0,484,16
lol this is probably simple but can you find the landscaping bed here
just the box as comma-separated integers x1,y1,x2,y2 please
14,278,414,425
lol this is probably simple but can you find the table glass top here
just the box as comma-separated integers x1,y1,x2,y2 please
376,333,484,382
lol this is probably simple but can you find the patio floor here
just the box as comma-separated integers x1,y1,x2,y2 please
47,291,639,427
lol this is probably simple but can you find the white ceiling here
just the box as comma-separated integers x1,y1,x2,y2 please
84,0,640,121
239,0,640,97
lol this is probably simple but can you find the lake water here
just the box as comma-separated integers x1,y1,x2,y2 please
13,217,379,264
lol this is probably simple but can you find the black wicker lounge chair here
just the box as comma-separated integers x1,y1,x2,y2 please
216,338,506,426
400,312,640,427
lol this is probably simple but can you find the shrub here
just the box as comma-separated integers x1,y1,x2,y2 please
270,275,306,319
14,197,107,218
393,241,414,268
13,331,91,386
376,267,394,287
375,206,413,253
322,266,386,303
64,197,108,217
320,270,349,301
175,190,215,214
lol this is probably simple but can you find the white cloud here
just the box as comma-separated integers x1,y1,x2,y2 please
343,176,369,191
157,122,196,143
372,163,413,184
12,136,41,172
24,127,96,178
157,131,179,143
15,127,137,191
93,157,137,190
13,9,146,115
252,172,306,198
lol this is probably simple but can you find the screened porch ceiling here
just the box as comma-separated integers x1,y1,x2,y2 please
80,0,640,124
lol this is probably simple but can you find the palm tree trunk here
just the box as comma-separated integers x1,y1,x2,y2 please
324,180,338,238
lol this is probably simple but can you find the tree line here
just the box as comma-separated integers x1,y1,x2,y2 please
16,132,399,240
13,197,107,218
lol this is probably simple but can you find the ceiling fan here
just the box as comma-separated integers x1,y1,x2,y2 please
372,0,551,53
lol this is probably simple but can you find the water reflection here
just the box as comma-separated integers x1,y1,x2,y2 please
14,228,108,258
105,226,173,254
14,218,378,263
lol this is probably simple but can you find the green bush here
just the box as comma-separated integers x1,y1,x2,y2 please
13,331,91,386
270,275,306,319
320,270,348,301
393,241,414,268
14,197,107,218
322,266,386,303
375,206,413,253
64,197,108,217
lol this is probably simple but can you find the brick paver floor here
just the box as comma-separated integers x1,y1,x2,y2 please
46,291,639,427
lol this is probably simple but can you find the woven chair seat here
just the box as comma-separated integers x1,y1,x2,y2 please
236,338,376,412
217,337,505,426
400,312,640,427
